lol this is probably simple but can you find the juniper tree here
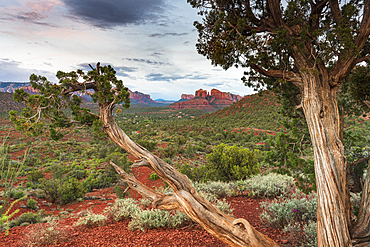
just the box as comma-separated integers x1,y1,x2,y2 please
187,0,370,245
10,63,278,246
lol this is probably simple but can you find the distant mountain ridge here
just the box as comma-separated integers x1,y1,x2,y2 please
0,82,173,106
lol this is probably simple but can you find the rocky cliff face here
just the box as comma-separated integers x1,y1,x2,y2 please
128,90,156,104
169,88,242,112
0,82,32,93
180,94,195,101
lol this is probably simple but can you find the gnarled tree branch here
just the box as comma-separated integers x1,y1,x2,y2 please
250,63,303,88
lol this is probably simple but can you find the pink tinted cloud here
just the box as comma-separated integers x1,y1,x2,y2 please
26,0,62,13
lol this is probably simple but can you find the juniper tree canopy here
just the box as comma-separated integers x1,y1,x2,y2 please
188,0,370,246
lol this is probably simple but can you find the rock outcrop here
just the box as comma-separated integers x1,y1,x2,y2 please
180,94,195,101
128,90,156,105
169,89,242,112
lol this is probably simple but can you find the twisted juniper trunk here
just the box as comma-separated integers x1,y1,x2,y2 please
301,72,352,246
97,102,279,247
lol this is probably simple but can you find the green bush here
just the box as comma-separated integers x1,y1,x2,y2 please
40,178,85,204
13,190,25,200
136,139,157,151
193,181,234,198
10,211,44,227
149,173,159,181
27,198,37,210
129,209,188,231
74,211,107,228
67,169,86,180
259,191,317,229
283,220,317,247
57,178,86,204
205,143,260,181
26,170,45,183
237,173,295,198
114,185,126,199
177,162,210,182
104,198,141,222
173,135,187,145
40,178,60,203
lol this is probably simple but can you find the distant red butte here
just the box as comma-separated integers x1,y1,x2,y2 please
180,94,195,101
169,89,242,112
128,90,156,104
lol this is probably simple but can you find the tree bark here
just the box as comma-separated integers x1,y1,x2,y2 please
301,72,352,246
98,102,279,247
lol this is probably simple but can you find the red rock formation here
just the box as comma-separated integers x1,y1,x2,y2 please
170,98,216,112
180,94,194,101
211,89,241,102
170,88,242,113
128,90,156,104
195,89,208,98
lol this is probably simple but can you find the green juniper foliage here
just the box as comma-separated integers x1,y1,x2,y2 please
10,64,130,141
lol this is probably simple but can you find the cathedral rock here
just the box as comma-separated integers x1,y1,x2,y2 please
170,89,242,112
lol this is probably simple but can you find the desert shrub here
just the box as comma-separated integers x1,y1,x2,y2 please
57,178,86,204
106,152,132,173
159,145,176,158
24,155,42,167
10,212,44,227
22,220,72,246
193,181,234,198
198,191,234,214
67,169,86,180
237,173,295,198
173,135,187,145
26,198,37,210
139,198,152,208
40,177,85,204
104,198,141,222
50,164,68,179
283,220,317,247
129,209,186,231
149,173,159,181
185,144,195,158
39,178,60,203
74,211,107,228
205,144,260,181
259,191,317,229
136,139,158,151
26,170,45,183
177,162,208,182
83,165,120,192
11,190,25,200
114,185,126,199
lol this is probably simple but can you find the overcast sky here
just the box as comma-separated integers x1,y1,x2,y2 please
0,0,255,100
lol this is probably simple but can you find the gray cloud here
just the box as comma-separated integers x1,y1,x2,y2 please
61,0,166,28
145,71,210,82
0,59,56,82
149,32,188,38
145,73,186,82
76,63,137,78
1,11,58,27
123,58,171,66
204,82,224,87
